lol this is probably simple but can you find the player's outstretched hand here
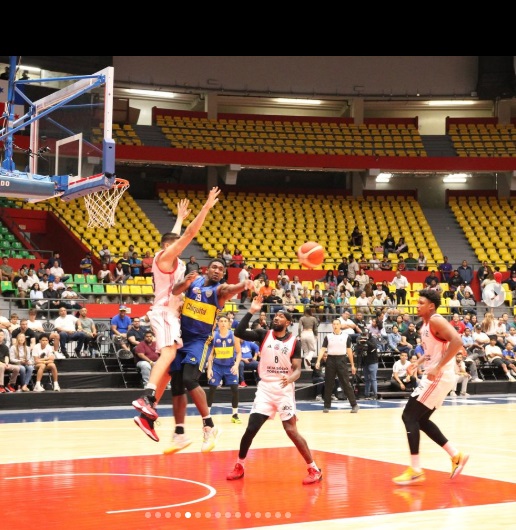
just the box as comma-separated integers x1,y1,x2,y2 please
204,187,221,210
176,198,191,221
250,295,263,313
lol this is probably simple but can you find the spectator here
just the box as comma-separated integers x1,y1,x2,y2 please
48,259,69,283
53,307,86,358
0,256,15,283
110,305,132,352
402,322,419,348
355,290,372,315
349,226,363,247
391,351,417,391
264,288,284,315
116,252,132,283
185,256,200,275
380,255,392,271
16,272,31,308
438,256,453,282
133,330,159,387
238,264,250,308
360,330,380,400
97,263,114,284
450,313,466,335
424,271,439,289
405,252,418,271
337,257,348,277
60,284,84,310
130,252,143,277
0,330,20,392
29,283,45,310
417,250,428,271
32,335,60,392
79,252,94,275
447,292,462,315
76,307,99,357
238,339,260,387
347,256,360,281
26,308,59,345
11,319,36,349
9,333,34,392
457,260,474,285
448,270,463,293
383,233,396,256
387,325,404,354
113,262,125,283
141,250,153,277
485,336,515,381
99,244,112,265
460,291,477,316
230,248,244,268
127,317,145,351
395,237,408,255
369,253,381,270
298,307,319,368
390,270,409,306
42,281,61,314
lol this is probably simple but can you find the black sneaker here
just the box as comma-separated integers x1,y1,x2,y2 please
132,395,158,421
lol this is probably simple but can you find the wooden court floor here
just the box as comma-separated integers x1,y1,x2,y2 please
1,395,515,530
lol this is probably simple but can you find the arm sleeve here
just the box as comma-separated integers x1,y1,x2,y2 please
234,312,267,343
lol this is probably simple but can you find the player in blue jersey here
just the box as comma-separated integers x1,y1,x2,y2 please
206,313,242,424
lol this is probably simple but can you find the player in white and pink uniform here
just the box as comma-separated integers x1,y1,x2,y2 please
393,289,469,486
132,187,221,442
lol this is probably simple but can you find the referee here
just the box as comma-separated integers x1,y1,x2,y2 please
315,318,360,413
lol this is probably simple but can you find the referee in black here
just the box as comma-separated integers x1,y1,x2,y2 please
315,318,360,413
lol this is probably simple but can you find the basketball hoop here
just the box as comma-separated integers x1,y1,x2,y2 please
84,177,130,228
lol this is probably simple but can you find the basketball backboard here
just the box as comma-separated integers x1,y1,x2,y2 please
0,56,116,202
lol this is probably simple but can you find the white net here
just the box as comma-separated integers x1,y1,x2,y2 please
84,178,130,228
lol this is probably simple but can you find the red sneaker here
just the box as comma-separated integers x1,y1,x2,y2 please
132,395,158,421
238,381,248,388
133,415,159,442
302,467,322,485
7,385,16,393
0,386,6,393
226,463,244,480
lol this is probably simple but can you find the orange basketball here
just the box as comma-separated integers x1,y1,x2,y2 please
297,241,325,269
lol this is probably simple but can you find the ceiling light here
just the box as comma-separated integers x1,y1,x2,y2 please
19,65,42,74
443,173,469,183
427,100,476,106
123,88,176,99
376,172,392,182
274,98,322,105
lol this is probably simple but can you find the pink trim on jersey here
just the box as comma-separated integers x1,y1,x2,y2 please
419,370,444,403
154,250,178,275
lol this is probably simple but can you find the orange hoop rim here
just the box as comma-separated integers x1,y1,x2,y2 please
113,177,130,189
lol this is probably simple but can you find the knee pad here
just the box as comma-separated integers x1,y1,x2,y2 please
171,370,186,396
182,363,201,392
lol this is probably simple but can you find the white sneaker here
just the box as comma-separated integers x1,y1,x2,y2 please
34,382,45,392
201,426,220,453
460,392,469,397
53,382,61,392
449,390,457,397
471,378,483,383
331,395,339,401
315,395,323,402
508,374,516,382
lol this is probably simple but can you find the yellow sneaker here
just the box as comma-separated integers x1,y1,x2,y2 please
450,452,469,479
163,433,192,455
392,467,425,486
231,415,242,424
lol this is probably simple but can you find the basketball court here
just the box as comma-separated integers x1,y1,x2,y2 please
2,396,515,530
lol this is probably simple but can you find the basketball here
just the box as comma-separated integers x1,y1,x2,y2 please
297,242,325,269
